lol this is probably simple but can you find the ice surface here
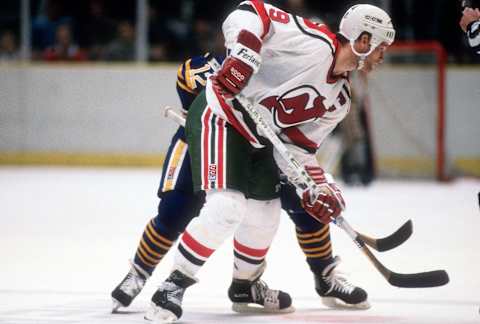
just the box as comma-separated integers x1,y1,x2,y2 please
1,167,479,323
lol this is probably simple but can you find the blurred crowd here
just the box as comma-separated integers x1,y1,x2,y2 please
0,0,478,63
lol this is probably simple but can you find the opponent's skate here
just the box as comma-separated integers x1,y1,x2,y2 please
144,270,196,323
315,256,370,309
228,277,295,313
111,261,149,312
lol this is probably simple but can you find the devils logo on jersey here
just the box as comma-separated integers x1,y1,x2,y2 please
259,85,339,128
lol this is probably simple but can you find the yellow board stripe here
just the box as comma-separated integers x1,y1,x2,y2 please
0,152,165,167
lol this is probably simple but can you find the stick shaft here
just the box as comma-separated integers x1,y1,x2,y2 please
164,106,186,127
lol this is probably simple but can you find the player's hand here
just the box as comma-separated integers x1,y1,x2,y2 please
460,8,480,32
211,30,262,98
300,166,346,224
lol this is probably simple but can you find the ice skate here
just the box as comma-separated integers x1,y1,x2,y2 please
111,261,149,312
315,256,370,309
228,277,295,314
144,270,196,323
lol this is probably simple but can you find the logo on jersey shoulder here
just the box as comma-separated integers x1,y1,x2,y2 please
208,164,217,181
259,85,337,128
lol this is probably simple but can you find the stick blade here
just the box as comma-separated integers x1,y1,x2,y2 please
388,270,449,288
375,219,413,252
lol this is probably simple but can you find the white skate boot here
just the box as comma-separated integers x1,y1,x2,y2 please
111,261,149,312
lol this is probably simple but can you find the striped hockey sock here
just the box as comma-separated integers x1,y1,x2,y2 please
133,219,175,275
295,224,334,272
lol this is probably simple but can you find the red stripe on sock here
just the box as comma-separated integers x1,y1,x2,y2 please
182,231,215,258
234,239,269,258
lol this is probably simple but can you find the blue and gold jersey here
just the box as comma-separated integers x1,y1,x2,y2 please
176,52,224,110
158,53,223,196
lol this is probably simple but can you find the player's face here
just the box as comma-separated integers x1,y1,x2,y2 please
361,43,389,73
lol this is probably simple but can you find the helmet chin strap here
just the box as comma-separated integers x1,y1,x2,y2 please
349,40,375,70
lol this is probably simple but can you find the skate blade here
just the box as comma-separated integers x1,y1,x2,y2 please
232,303,295,314
321,297,371,310
145,304,179,323
111,299,125,313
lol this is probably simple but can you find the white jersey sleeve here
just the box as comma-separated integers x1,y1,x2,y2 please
222,1,272,48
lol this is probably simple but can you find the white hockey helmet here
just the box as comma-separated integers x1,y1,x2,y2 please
339,4,395,57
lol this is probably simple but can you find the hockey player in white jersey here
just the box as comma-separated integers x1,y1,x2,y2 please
145,2,395,322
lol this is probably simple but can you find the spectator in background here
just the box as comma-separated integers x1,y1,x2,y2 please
103,21,135,61
0,30,19,62
459,2,480,55
149,2,193,61
81,0,116,60
148,5,170,61
31,0,72,53
189,1,232,57
43,23,87,61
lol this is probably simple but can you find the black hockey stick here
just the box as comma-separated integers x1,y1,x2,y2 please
164,107,413,253
356,219,413,252
334,217,449,288
233,94,449,289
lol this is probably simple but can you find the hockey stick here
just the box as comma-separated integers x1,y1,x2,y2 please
164,102,447,287
356,219,412,252
164,107,186,127
233,94,449,288
164,105,413,253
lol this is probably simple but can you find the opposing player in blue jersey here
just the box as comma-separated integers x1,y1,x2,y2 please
111,52,369,314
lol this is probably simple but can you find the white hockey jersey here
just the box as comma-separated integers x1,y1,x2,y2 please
205,1,352,168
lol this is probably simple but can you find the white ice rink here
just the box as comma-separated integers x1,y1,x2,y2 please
0,167,479,324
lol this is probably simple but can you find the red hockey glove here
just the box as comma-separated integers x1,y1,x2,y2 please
212,30,262,98
301,166,346,224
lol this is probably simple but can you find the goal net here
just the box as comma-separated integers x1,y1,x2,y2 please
365,41,447,180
